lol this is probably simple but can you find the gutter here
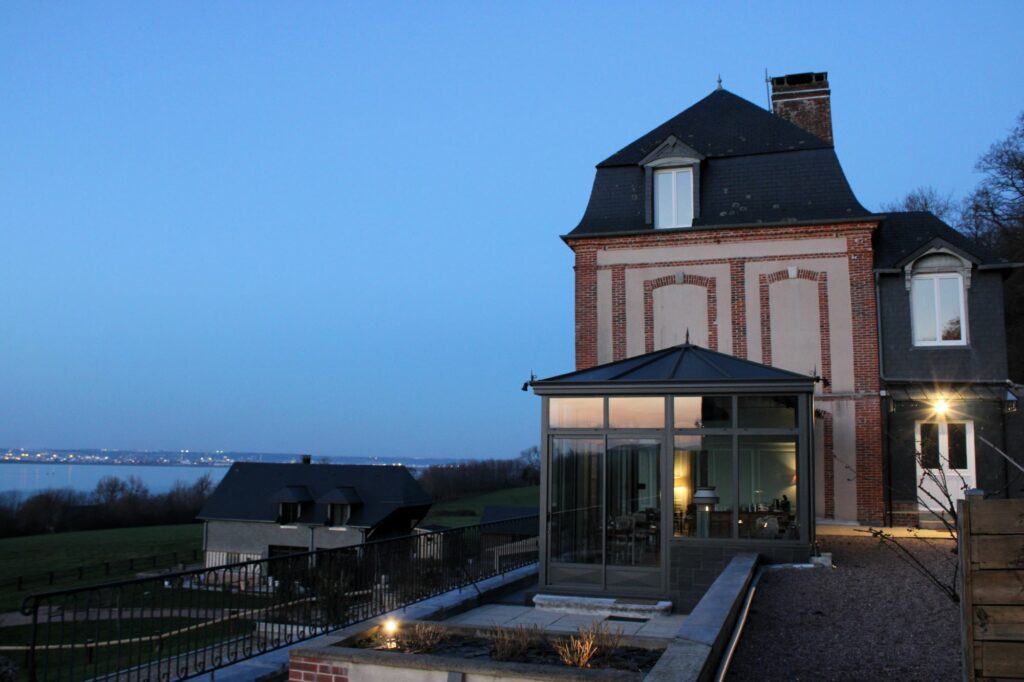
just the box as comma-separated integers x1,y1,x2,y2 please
560,215,881,244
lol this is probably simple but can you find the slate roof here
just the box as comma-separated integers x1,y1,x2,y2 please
197,463,431,528
599,89,831,165
873,211,1010,269
570,89,871,236
480,506,539,537
532,343,815,387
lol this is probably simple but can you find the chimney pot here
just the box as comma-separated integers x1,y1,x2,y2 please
301,455,312,465
770,71,833,145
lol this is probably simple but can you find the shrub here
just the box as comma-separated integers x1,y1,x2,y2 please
403,623,447,653
491,624,535,661
551,628,598,668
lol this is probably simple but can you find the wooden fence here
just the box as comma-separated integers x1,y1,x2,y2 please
959,495,1024,680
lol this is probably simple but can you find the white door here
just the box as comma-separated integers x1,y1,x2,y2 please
915,421,975,513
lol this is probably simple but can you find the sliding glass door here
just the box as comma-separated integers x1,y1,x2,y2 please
548,436,662,590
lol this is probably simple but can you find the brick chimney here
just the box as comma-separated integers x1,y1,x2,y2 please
770,72,833,145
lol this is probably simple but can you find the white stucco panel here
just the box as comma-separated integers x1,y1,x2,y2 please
624,263,731,357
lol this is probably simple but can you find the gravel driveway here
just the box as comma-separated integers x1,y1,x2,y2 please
726,535,960,681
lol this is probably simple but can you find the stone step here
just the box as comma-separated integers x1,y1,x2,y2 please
532,593,672,618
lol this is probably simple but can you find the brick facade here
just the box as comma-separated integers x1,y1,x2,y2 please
567,221,886,524
290,655,348,682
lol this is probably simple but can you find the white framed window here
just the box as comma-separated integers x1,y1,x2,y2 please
654,168,694,229
910,273,966,346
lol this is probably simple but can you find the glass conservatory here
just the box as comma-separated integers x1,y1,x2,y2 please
531,343,816,598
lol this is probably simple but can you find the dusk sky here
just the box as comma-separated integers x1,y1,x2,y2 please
2,3,1022,460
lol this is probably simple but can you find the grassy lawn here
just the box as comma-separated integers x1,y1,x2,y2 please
422,485,539,527
0,524,202,612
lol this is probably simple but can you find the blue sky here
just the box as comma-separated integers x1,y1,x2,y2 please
2,2,1022,459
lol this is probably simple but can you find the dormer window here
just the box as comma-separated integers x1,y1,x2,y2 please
279,502,301,525
641,135,703,230
328,503,351,527
907,252,970,347
654,168,695,229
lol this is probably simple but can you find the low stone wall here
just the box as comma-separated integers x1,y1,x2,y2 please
648,553,759,682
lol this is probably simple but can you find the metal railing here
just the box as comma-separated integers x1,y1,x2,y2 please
13,515,539,682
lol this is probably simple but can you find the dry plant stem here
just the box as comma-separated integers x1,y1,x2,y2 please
404,623,446,653
552,631,598,669
491,624,534,661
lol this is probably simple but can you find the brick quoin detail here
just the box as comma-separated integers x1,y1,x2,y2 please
611,265,627,361
758,268,832,388
730,260,747,358
846,231,884,524
823,410,835,519
289,655,349,682
574,246,598,370
642,274,718,353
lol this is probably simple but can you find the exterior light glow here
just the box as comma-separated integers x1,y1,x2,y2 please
933,399,949,416
384,619,398,635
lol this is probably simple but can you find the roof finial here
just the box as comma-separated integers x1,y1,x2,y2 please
716,74,723,91
685,328,690,344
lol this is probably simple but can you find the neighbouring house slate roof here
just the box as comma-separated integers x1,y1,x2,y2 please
197,463,431,528
318,486,362,505
873,211,1011,269
569,89,871,236
269,485,313,503
532,343,815,387
480,506,539,537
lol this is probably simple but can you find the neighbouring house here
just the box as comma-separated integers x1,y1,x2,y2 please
197,459,432,568
531,71,1020,609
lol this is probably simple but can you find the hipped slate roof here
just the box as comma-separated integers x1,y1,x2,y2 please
570,89,870,236
873,211,1011,269
198,463,431,528
599,89,831,165
532,343,815,387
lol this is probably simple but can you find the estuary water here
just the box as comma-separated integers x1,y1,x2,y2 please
0,463,230,496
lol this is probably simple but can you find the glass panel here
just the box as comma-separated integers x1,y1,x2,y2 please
609,397,664,429
549,397,603,429
737,436,798,540
655,171,673,228
674,168,693,227
948,423,968,469
737,396,798,429
937,277,963,341
674,396,732,429
912,279,937,343
606,438,660,567
549,438,603,565
673,435,733,538
919,423,940,469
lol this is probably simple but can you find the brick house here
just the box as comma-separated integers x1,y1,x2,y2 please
530,72,1019,607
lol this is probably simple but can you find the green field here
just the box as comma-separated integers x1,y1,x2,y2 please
0,524,202,612
422,485,539,527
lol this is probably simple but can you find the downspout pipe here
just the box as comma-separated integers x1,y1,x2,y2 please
875,272,894,527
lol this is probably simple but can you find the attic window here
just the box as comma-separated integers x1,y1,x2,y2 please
654,168,695,228
279,502,301,525
911,274,966,346
328,503,351,527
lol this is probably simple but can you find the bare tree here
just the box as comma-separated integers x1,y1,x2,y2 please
860,429,964,604
880,186,962,225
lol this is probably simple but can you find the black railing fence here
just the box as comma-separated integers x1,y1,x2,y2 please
14,515,539,682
